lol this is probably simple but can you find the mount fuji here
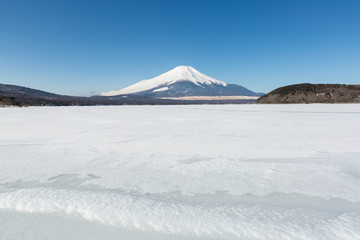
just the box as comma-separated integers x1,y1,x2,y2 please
101,66,263,98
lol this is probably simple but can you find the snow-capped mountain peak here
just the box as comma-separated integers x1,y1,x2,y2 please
101,66,227,96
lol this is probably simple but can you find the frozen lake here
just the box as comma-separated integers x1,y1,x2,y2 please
0,104,360,240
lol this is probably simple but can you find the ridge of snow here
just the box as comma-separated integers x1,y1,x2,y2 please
101,66,227,96
153,87,169,92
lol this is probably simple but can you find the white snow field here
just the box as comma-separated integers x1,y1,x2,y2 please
0,104,360,240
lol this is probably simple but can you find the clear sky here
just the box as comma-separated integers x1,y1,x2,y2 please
0,0,359,95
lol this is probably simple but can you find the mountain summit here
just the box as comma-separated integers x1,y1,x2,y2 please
101,66,262,97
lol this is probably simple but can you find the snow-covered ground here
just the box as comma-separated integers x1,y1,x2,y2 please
0,104,360,240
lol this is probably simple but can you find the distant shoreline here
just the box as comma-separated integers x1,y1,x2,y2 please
160,96,259,101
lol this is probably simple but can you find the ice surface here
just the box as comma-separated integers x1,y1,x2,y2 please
0,104,360,239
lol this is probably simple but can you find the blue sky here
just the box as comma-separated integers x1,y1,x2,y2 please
0,0,359,95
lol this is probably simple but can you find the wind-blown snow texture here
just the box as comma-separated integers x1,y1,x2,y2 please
0,105,360,240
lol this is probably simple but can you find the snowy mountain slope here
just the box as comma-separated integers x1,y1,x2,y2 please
101,66,263,97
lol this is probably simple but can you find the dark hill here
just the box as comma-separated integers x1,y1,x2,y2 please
257,84,360,104
0,83,62,99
